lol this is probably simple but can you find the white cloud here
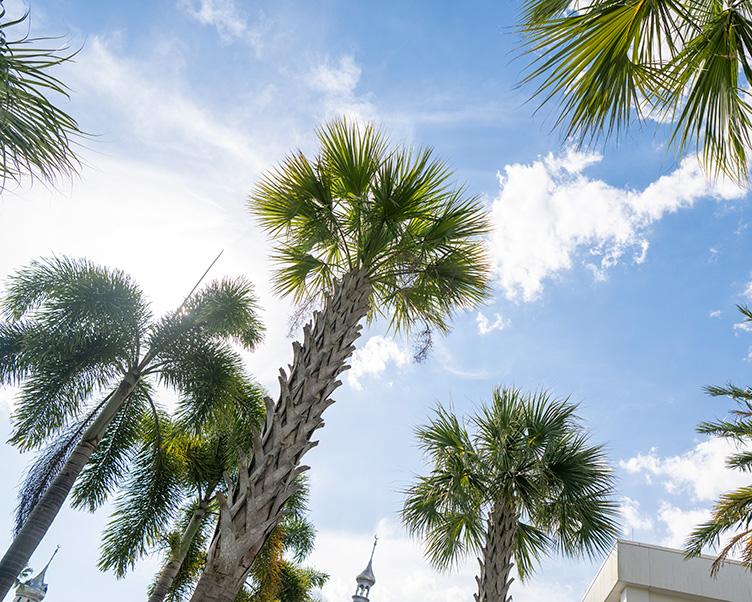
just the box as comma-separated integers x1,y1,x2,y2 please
657,503,711,549
745,280,752,300
476,311,508,335
177,0,249,40
306,55,376,122
307,55,362,96
620,438,749,502
733,321,752,333
620,497,654,536
348,336,409,391
490,151,746,301
710,310,722,318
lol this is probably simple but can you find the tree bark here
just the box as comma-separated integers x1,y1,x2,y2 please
0,371,140,599
475,502,517,602
148,494,212,602
190,271,371,602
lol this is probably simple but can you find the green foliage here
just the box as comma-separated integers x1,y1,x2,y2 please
98,411,186,577
0,256,264,540
402,387,619,577
0,9,83,187
251,118,491,333
520,0,752,182
686,340,752,572
97,384,266,581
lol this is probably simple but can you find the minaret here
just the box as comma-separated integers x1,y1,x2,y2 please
13,547,58,602
352,536,377,602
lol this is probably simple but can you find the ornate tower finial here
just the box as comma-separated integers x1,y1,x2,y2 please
352,536,378,602
13,546,59,602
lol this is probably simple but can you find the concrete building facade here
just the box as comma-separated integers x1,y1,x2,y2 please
583,540,752,602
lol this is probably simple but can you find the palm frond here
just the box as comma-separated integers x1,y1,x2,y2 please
0,10,84,188
98,412,185,577
71,383,151,511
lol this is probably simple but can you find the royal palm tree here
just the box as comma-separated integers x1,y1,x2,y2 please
685,308,752,572
0,256,263,598
190,118,491,601
402,387,619,602
520,0,752,182
0,8,83,187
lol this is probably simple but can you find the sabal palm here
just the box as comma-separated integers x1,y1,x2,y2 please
521,0,752,182
686,309,752,573
191,118,490,601
0,256,263,598
402,387,619,602
243,485,327,602
0,10,82,187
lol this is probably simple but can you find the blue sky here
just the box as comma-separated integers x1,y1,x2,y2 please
1,1,752,601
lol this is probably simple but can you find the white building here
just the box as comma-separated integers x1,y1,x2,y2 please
583,540,752,602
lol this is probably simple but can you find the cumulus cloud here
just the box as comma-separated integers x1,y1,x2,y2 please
306,55,376,121
476,311,509,335
490,150,746,301
657,503,711,549
620,438,749,502
620,497,654,536
348,336,409,391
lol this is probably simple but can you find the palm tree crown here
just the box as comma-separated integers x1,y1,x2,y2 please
520,0,752,182
252,118,490,333
0,256,263,596
403,387,619,600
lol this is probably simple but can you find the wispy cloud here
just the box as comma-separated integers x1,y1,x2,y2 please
305,55,376,122
177,0,255,43
490,150,746,301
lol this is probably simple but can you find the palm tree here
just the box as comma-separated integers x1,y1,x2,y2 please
520,0,752,182
190,118,491,601
685,308,752,572
0,256,264,598
96,402,262,602
402,387,619,602
0,8,83,187
94,405,326,602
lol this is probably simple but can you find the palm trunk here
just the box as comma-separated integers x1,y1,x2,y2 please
190,271,371,602
475,502,517,602
149,493,213,602
0,371,140,599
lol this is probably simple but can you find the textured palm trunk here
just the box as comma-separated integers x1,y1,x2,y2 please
475,502,517,602
0,371,140,599
190,271,371,602
149,494,212,602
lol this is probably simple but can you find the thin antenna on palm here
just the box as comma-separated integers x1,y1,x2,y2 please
176,250,224,312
